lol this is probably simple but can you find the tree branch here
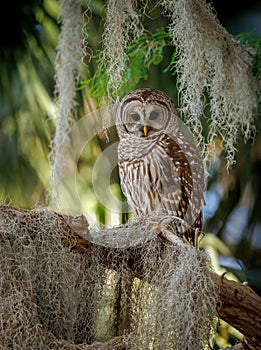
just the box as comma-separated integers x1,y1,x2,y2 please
0,205,260,349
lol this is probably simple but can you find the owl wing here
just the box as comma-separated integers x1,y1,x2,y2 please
155,133,205,243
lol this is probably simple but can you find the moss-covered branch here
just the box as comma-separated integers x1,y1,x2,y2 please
0,204,260,349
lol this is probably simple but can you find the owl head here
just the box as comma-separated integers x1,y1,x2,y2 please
116,88,179,139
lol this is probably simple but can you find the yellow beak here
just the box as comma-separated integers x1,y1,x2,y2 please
143,125,148,136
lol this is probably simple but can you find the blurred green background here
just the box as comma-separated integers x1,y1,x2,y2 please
0,1,260,347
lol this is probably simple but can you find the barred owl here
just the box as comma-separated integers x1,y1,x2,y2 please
116,88,205,246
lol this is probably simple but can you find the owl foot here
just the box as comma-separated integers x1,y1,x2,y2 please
158,227,184,246
152,215,186,246
152,215,200,249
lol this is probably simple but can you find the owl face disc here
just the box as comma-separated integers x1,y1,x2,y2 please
120,100,171,138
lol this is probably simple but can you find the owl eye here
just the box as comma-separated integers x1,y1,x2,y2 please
130,113,140,122
149,111,160,120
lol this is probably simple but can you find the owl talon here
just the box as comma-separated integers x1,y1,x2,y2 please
150,220,182,245
182,235,189,244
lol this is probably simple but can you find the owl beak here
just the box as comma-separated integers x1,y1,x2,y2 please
143,125,149,136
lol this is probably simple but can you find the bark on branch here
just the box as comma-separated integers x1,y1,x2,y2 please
0,205,260,349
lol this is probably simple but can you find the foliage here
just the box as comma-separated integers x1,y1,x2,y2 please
81,28,261,106
79,28,176,104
